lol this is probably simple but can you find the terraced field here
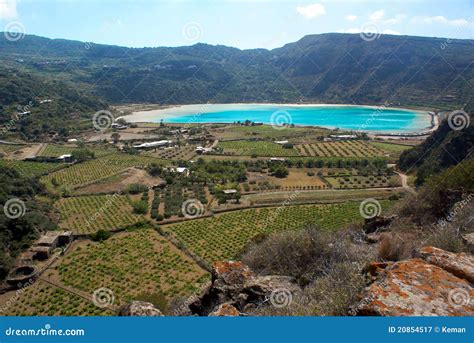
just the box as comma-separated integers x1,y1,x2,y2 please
55,194,146,234
163,201,391,264
144,145,196,160
326,175,401,189
0,144,26,154
218,140,299,156
0,280,113,316
42,153,163,188
54,229,209,307
0,159,65,177
39,144,114,158
296,141,385,158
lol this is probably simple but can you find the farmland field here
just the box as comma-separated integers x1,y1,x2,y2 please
0,159,65,177
325,175,401,189
213,125,321,140
42,153,163,188
53,228,209,308
296,141,385,158
369,141,413,153
144,145,197,160
162,201,392,264
55,194,146,234
0,143,26,154
39,143,114,158
245,189,400,205
0,280,113,316
218,140,299,156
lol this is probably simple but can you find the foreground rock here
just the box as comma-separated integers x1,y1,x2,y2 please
416,246,474,283
119,301,164,316
354,247,474,316
188,261,301,316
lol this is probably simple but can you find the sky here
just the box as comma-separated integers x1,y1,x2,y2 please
0,0,473,49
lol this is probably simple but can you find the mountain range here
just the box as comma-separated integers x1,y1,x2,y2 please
0,33,473,138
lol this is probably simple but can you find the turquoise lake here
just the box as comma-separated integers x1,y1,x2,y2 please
124,104,432,133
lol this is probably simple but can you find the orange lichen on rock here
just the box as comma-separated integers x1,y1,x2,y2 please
416,246,474,283
354,251,474,316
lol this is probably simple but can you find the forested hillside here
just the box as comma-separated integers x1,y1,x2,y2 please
1,33,473,108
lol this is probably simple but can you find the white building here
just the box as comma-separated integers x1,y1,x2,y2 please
133,140,172,149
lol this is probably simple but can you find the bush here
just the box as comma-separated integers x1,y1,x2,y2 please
125,183,149,194
90,229,112,242
250,262,365,316
242,227,365,285
132,200,148,214
378,233,408,261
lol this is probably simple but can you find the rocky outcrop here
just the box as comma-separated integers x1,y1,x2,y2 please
354,247,474,316
209,303,241,316
119,301,164,316
188,261,301,316
462,233,474,253
416,246,474,283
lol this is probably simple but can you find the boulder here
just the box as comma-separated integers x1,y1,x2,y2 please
243,275,301,304
119,301,164,316
416,246,474,283
209,303,241,316
363,215,398,234
462,233,474,252
188,261,301,316
354,258,473,316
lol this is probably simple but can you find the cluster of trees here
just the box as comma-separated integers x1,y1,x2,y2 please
243,157,387,171
399,112,473,185
0,166,56,279
0,68,106,140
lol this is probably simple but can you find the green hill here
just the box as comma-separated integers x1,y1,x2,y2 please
1,33,473,108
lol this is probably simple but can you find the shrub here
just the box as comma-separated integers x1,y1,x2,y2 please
242,227,364,285
250,262,365,316
378,233,407,261
125,183,149,194
132,200,148,214
90,229,112,242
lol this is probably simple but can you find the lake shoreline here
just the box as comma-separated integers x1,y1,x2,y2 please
120,103,434,135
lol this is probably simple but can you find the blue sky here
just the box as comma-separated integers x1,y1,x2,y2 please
1,0,473,49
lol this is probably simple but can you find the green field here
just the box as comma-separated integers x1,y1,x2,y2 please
369,141,413,153
296,141,385,158
163,201,391,264
218,140,299,156
55,194,146,234
55,228,209,307
39,143,114,158
0,159,65,177
0,144,26,154
0,280,113,316
325,175,401,189
42,153,163,188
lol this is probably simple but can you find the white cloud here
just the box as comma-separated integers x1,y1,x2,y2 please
412,16,471,27
369,9,384,22
337,28,361,34
450,18,470,27
0,0,17,20
337,27,400,35
296,3,326,19
383,14,406,25
345,14,357,22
